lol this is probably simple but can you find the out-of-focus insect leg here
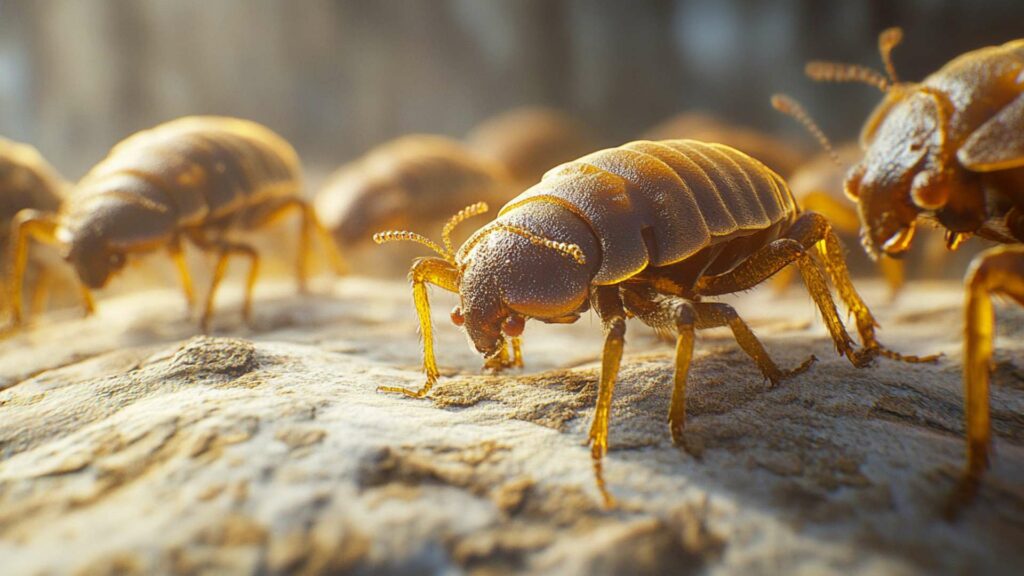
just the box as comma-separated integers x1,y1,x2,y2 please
29,266,51,316
191,235,259,331
788,211,937,363
168,238,195,312
378,257,460,398
949,245,1024,514
693,302,816,386
696,236,870,366
588,285,626,508
879,256,905,301
8,209,64,325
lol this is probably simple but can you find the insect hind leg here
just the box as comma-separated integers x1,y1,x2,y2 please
695,232,871,366
786,211,937,363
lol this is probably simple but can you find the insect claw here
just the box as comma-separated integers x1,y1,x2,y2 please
377,382,433,398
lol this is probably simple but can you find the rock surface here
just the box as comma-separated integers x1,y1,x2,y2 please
1,277,1023,575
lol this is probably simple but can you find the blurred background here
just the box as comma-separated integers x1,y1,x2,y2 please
0,0,1019,178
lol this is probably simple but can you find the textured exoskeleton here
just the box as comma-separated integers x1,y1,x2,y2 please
774,143,906,297
642,112,807,177
377,139,931,505
1,137,69,320
805,28,1024,509
466,107,597,186
7,116,339,331
315,135,515,253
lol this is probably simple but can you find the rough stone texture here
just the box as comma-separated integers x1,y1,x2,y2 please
1,277,1022,575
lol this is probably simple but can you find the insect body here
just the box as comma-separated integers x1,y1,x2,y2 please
377,139,931,505
805,28,1024,508
1,137,69,320
642,112,807,177
315,135,515,253
7,116,338,330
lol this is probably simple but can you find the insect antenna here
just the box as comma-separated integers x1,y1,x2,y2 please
878,27,903,85
805,61,890,92
771,94,839,165
456,223,586,265
441,202,489,259
373,230,450,262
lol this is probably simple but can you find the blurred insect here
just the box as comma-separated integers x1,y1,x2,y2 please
1,137,75,321
800,27,1024,509
376,139,933,505
642,112,807,177
7,116,340,331
466,106,597,186
315,135,515,256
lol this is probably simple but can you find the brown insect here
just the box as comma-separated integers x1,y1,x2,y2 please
7,116,339,331
772,142,906,297
375,139,932,505
1,137,72,321
642,112,807,177
315,135,515,254
799,27,1024,508
466,106,597,186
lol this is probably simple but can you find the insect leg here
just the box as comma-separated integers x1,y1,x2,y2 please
788,211,937,363
7,209,68,326
952,245,1024,512
168,238,196,312
377,257,459,398
190,235,259,331
588,285,627,507
695,237,868,366
29,266,52,316
693,302,816,386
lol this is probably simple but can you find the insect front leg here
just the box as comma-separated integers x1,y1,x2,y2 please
952,245,1024,512
588,285,627,507
378,257,460,398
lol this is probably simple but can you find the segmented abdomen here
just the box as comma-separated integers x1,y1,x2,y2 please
498,139,798,284
73,117,302,228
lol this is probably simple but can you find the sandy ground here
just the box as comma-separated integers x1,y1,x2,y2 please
0,274,1022,575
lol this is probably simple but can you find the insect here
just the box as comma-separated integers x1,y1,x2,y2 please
642,112,807,177
801,27,1024,508
772,142,907,297
1,137,72,321
7,116,339,331
315,135,515,254
375,139,933,505
466,106,597,186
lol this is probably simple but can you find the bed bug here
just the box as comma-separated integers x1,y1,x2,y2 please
315,135,515,256
642,112,807,177
466,106,597,186
800,27,1024,508
1,137,74,321
6,116,340,331
375,138,934,505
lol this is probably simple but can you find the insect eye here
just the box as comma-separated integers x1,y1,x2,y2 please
501,314,525,337
108,252,126,269
450,306,465,327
